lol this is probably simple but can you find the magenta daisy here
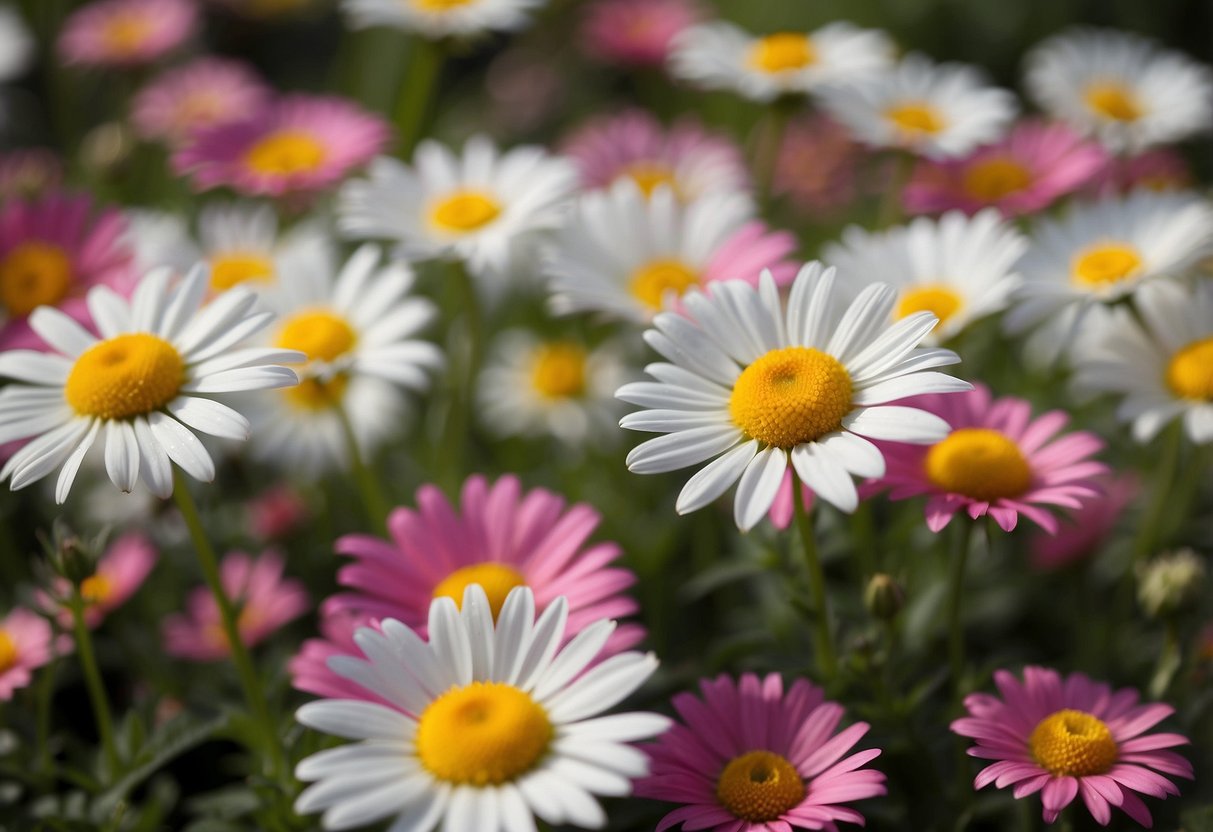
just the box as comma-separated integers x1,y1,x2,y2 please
40,532,157,628
173,94,390,198
580,0,702,68
130,57,272,147
58,0,197,68
874,384,1107,533
637,673,886,831
904,120,1108,218
0,607,59,700
1029,474,1138,571
289,607,389,704
162,549,308,662
0,191,133,350
952,666,1193,826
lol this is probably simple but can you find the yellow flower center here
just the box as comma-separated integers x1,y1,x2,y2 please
886,102,947,136
243,130,327,176
80,574,114,605
1084,82,1143,123
715,750,805,823
416,682,552,786
895,285,963,326
281,376,349,411
64,334,185,420
101,13,152,56
413,0,476,9
629,258,699,311
0,631,17,674
747,33,817,74
432,563,527,621
1166,336,1213,401
0,241,74,317
429,190,502,234
962,157,1033,202
729,347,853,450
210,252,275,291
530,343,587,400
1029,709,1118,777
275,310,357,364
924,428,1032,501
1071,242,1143,287
620,163,679,198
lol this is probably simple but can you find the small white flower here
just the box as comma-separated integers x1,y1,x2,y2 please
340,0,545,39
0,5,34,83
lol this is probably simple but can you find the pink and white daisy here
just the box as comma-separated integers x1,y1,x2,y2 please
163,549,308,662
904,120,1108,218
40,532,158,628
562,110,750,203
131,57,272,147
173,95,390,199
873,385,1107,533
1029,474,1138,571
580,0,702,68
0,191,133,350
58,0,197,68
952,666,1193,826
0,607,58,700
637,672,886,831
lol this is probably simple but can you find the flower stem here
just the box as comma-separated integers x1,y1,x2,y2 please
1131,421,1183,562
435,260,481,493
752,97,795,207
877,152,912,228
946,517,974,695
790,469,837,681
68,593,120,776
393,37,444,158
35,641,58,776
335,402,390,535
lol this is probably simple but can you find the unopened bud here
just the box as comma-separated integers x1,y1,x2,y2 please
864,573,905,621
1137,548,1206,618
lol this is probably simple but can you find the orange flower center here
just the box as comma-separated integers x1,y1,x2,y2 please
0,241,74,317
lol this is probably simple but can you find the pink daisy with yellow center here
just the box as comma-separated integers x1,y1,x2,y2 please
131,57,272,147
40,532,157,628
952,666,1192,826
0,607,58,700
580,0,702,68
58,0,197,68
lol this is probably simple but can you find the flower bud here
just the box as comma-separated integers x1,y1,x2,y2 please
1137,548,1206,618
864,573,905,621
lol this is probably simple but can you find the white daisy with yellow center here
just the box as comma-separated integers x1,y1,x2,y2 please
0,266,302,503
1025,27,1213,154
340,0,544,38
818,53,1017,159
295,585,668,832
339,136,577,288
617,264,972,529
668,21,894,102
1073,277,1213,445
823,209,1025,344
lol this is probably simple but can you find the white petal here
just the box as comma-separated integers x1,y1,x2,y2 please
158,267,209,341
791,443,858,513
842,405,951,443
624,425,741,474
428,595,472,687
818,431,885,478
853,372,972,405
296,700,415,740
86,286,131,339
7,419,90,493
826,283,897,362
103,420,140,492
133,415,173,498
531,620,615,703
497,786,537,832
674,439,757,515
562,713,672,743
148,411,215,481
55,419,101,503
167,397,250,441
733,447,787,531
492,589,535,685
181,365,298,394
323,778,415,831
545,652,659,723
0,351,71,385
174,287,257,357
28,307,96,358
514,597,568,692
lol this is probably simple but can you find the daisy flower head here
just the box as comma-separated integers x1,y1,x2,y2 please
774,114,866,218
340,0,545,39
130,58,272,147
818,53,1017,159
637,673,886,832
562,110,749,203
1072,276,1213,445
823,209,1025,344
40,531,158,628
164,549,308,661
874,384,1107,534
952,666,1192,826
668,21,895,103
546,181,797,324
0,5,34,82
904,120,1109,218
58,0,197,68
617,263,972,530
1029,474,1138,571
290,608,385,703
1095,147,1192,196
0,265,302,503
581,0,702,68
244,244,442,477
338,136,578,286
174,95,391,199
294,585,668,831
1025,27,1213,154
477,330,629,447
0,607,58,700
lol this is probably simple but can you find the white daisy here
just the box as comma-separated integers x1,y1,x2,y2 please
339,0,544,39
1072,277,1213,444
668,20,894,103
0,266,301,503
246,244,442,477
295,585,668,832
0,5,34,83
617,264,972,529
477,330,628,447
817,53,1017,159
822,208,1026,344
1005,190,1213,364
1025,27,1213,154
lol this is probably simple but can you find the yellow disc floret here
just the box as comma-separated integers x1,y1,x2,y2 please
895,285,963,326
620,163,679,198
715,750,805,822
1166,336,1213,401
729,347,853,449
0,630,17,674
413,0,475,9
1071,242,1143,287
748,33,817,74
80,574,114,605
924,428,1032,501
962,157,1032,202
282,376,349,411
275,310,357,364
530,343,588,400
1029,709,1118,777
244,130,327,176
0,241,74,317
629,259,699,310
886,102,947,136
433,563,527,621
210,252,275,290
429,191,502,234
101,14,152,56
65,334,185,420
1084,82,1143,123
416,682,553,786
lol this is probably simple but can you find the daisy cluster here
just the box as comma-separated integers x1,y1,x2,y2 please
0,0,1209,830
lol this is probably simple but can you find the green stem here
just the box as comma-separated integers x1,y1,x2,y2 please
753,97,796,207
1131,422,1183,562
393,37,444,158
35,637,59,777
877,152,912,228
435,260,481,492
335,403,390,534
947,518,974,695
68,593,120,776
790,469,837,681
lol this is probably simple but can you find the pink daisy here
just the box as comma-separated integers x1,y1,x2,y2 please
873,384,1107,534
637,673,886,831
130,57,272,147
1029,474,1139,571
173,94,391,198
0,191,133,350
904,120,1108,218
1093,147,1193,195
40,532,158,628
58,0,197,68
0,607,58,700
246,484,309,541
774,114,867,218
952,666,1193,826
288,607,389,704
0,149,63,201
766,471,815,530
562,109,749,202
162,549,308,662
580,0,702,68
